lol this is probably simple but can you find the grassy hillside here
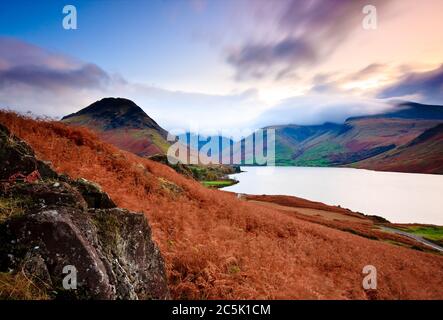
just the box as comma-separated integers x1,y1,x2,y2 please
266,103,443,174
353,123,443,174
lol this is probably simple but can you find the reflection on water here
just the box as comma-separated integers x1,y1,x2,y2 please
224,166,443,225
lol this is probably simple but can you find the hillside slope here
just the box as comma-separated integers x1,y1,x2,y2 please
353,123,443,174
62,97,170,156
262,102,443,173
1,111,443,299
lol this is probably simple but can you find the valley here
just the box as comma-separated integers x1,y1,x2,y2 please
1,110,443,299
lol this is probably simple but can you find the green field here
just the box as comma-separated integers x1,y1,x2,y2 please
396,225,443,246
201,180,238,188
401,226,443,241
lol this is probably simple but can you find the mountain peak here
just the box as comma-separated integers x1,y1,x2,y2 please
61,98,170,157
75,97,143,115
63,97,166,133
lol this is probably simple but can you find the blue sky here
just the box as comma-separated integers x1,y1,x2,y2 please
0,0,442,136
0,0,232,89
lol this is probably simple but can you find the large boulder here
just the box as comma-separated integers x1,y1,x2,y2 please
1,206,169,299
0,123,169,299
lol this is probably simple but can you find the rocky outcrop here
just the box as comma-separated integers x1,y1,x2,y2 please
0,124,169,299
0,123,57,181
71,178,116,209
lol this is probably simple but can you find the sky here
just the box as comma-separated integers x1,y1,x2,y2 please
0,0,442,136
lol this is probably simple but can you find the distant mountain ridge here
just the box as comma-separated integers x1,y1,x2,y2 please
63,99,443,174
266,102,443,173
62,98,170,156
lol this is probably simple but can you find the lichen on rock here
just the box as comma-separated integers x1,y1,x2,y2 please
0,123,169,300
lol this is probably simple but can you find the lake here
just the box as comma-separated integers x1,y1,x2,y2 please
223,166,443,225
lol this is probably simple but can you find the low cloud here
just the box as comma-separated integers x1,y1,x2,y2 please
254,95,393,128
122,84,266,137
378,64,443,104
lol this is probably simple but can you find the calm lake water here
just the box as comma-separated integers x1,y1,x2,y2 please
224,167,443,225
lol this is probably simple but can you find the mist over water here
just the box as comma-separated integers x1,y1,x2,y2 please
224,167,443,225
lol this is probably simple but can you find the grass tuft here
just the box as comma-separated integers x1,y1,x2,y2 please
0,271,50,300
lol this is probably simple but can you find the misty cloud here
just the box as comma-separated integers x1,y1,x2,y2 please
124,84,266,137
378,64,443,104
254,95,393,128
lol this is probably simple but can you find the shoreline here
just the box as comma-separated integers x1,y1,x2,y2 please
222,166,443,226
232,164,443,176
229,192,443,254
